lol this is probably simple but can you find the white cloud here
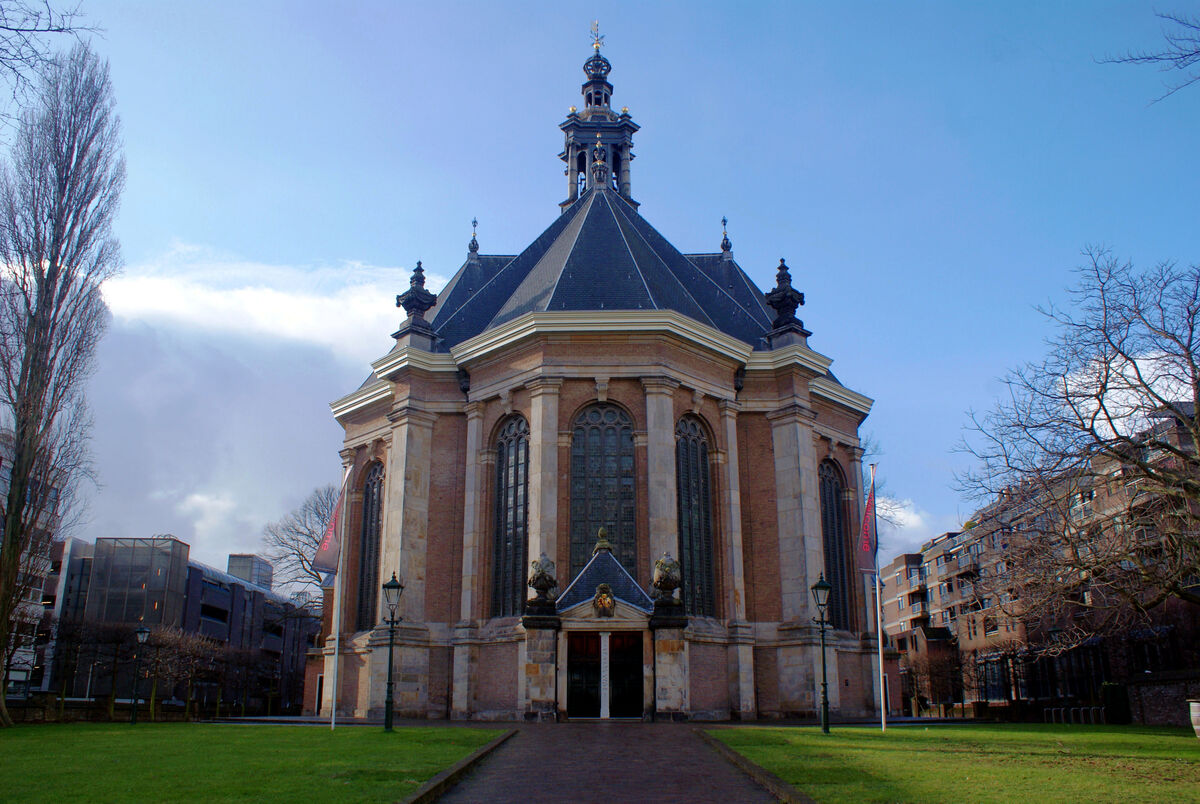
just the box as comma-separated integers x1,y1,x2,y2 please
876,496,962,561
104,242,450,367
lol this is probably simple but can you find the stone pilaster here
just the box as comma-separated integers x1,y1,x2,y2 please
383,404,438,624
766,402,820,623
719,399,756,718
642,375,680,569
527,377,562,572
452,401,486,718
523,624,559,721
653,627,688,720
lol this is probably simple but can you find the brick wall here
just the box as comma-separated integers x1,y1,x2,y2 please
426,414,466,624
475,641,519,713
739,414,781,622
1127,674,1200,727
753,645,780,716
689,641,730,717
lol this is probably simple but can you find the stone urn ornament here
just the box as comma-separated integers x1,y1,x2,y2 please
652,553,682,601
526,553,557,616
1190,699,1200,740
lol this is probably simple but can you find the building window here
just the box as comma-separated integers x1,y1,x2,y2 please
818,460,852,630
491,415,529,617
356,462,384,631
675,416,716,616
569,404,636,578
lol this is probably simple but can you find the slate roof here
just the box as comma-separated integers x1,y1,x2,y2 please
556,547,654,614
427,186,776,350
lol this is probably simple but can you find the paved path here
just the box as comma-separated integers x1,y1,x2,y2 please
438,722,778,803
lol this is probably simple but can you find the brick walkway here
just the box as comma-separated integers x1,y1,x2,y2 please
437,722,779,803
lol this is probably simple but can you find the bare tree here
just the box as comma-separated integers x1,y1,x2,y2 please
1101,12,1200,102
0,42,123,727
960,247,1200,649
262,484,337,597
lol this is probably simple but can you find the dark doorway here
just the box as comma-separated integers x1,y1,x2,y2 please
567,632,600,718
610,632,643,718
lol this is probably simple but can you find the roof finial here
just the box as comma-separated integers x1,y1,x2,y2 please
468,217,479,255
397,260,438,321
720,216,732,256
764,258,805,329
590,20,605,51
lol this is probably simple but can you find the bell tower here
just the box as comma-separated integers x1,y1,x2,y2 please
559,22,640,212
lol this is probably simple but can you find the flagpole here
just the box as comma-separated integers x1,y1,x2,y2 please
870,463,886,733
329,466,352,731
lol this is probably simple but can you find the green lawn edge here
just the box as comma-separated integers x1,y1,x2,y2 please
708,723,1200,804
0,722,505,803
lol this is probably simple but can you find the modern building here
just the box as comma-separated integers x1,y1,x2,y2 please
227,553,274,590
34,536,318,713
307,41,897,722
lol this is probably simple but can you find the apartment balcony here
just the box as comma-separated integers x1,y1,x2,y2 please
955,555,979,576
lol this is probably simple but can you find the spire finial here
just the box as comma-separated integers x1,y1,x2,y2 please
720,216,732,255
590,20,604,51
468,218,479,256
591,133,609,186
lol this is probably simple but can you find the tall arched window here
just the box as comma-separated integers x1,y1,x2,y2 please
569,404,636,577
356,462,384,631
818,460,852,630
676,416,716,616
491,415,529,617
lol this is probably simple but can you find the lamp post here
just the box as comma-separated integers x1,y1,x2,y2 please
382,573,404,732
130,626,150,725
811,574,832,735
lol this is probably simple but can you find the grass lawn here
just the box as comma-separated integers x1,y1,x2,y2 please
711,723,1200,804
0,722,504,802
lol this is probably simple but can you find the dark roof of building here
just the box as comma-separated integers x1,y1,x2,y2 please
426,186,775,350
556,547,653,613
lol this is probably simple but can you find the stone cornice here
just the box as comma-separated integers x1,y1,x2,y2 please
450,310,756,365
330,379,391,420
745,342,832,375
371,345,458,380
810,375,873,416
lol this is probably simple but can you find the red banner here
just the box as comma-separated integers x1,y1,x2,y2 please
312,489,345,573
859,471,875,554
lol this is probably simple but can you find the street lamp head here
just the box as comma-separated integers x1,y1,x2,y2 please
811,573,832,613
382,572,404,614
135,626,151,645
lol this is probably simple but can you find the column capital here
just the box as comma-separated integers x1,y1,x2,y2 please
465,400,487,421
339,447,356,467
641,375,680,395
718,398,742,417
525,376,564,395
387,403,438,428
765,401,816,425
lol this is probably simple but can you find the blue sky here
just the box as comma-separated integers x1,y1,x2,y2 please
57,1,1200,567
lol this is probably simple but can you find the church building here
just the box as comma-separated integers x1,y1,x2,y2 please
304,38,885,721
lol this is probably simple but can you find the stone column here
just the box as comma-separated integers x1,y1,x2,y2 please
766,402,820,622
452,401,486,718
600,631,611,719
719,399,756,718
526,377,562,572
383,404,438,623
619,144,632,197
642,376,680,569
523,624,559,722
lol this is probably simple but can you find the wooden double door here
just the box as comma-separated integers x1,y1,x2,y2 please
566,631,643,719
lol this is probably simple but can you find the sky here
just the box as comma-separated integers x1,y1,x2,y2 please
29,1,1200,569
